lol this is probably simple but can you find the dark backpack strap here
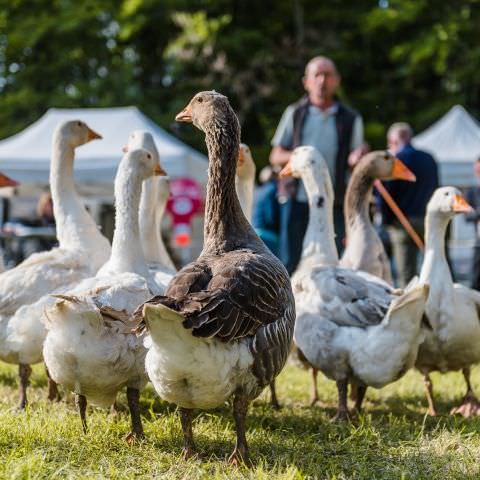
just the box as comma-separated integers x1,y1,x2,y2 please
334,103,357,206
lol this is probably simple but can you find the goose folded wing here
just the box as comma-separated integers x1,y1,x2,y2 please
144,255,289,342
311,266,395,328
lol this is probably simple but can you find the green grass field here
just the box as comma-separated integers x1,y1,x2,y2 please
0,361,479,479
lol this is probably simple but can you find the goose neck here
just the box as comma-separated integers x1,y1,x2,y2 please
202,118,257,252
344,165,374,232
50,137,103,251
300,169,338,265
139,180,175,271
419,212,452,283
235,174,254,222
109,164,149,277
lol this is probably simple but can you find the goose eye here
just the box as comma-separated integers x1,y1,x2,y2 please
77,121,82,127
147,153,152,160
383,153,389,160
197,97,203,103
444,191,450,196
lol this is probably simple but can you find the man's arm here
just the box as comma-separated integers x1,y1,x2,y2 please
465,188,480,223
269,105,295,168
269,146,292,167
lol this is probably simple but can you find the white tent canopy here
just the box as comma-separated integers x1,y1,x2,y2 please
0,106,208,197
413,104,480,187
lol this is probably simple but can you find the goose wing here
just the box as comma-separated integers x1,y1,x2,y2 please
142,250,292,342
0,248,91,316
299,266,396,329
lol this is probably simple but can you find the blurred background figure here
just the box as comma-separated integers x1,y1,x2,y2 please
252,166,281,257
348,142,370,169
379,122,439,287
465,158,480,290
36,191,55,227
34,191,57,251
269,56,364,274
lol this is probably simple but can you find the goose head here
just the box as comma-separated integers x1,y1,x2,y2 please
56,120,102,148
358,150,416,182
175,91,236,133
280,146,328,179
236,143,255,179
126,148,164,181
280,146,334,202
124,130,166,176
426,186,473,218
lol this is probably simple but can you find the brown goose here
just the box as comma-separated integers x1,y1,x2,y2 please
138,91,295,464
340,151,416,284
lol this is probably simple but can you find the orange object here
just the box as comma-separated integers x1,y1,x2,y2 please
374,179,424,251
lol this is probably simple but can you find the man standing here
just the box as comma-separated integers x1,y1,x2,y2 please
380,122,439,287
269,56,363,274
465,158,480,290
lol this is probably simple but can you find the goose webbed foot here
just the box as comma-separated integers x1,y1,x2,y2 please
269,380,281,410
18,363,32,410
450,367,480,417
450,392,480,417
45,366,61,402
75,393,88,433
228,391,251,467
332,409,352,422
180,407,197,460
126,387,144,442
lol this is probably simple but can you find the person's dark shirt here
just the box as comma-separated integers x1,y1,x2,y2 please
380,143,439,224
465,184,480,246
252,179,280,233
252,179,281,257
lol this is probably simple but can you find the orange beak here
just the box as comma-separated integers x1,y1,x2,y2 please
154,164,167,176
0,172,19,188
87,127,102,141
279,161,293,178
453,194,473,213
175,103,193,123
238,148,245,166
391,158,416,182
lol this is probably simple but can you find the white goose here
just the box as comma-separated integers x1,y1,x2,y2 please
125,130,176,287
0,121,110,409
235,143,256,222
284,146,429,419
43,148,164,440
340,151,416,283
414,187,480,417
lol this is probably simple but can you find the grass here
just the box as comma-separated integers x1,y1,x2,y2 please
0,362,479,479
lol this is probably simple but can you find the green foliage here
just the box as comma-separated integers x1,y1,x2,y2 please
0,0,479,169
1,362,480,478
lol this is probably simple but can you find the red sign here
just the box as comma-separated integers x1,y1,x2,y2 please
166,178,203,246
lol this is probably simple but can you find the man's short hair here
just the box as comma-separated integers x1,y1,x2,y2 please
387,122,413,142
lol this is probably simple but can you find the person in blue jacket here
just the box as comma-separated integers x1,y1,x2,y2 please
252,166,281,257
379,122,439,286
